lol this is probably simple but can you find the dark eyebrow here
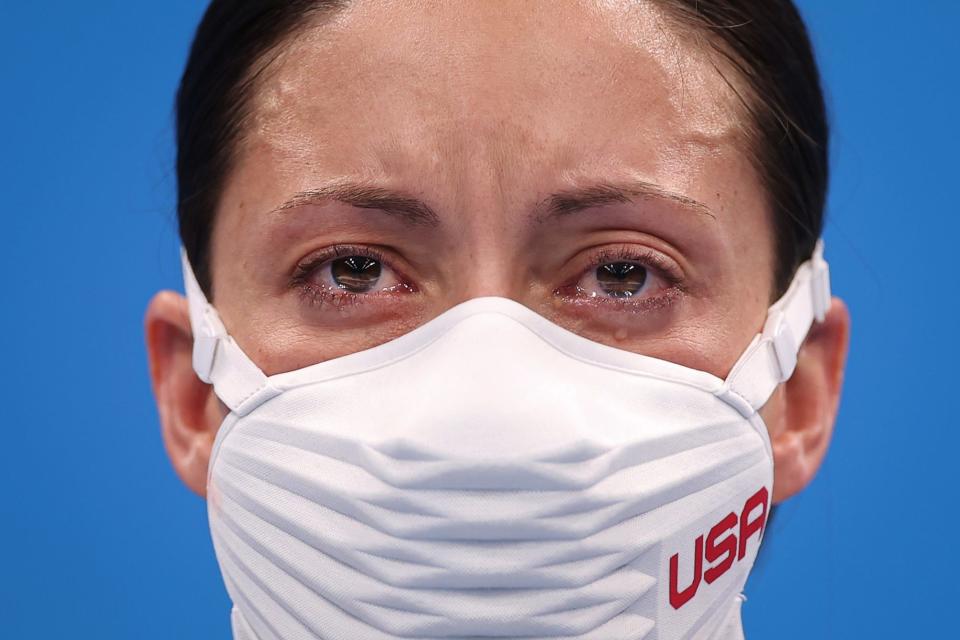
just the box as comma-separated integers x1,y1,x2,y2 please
271,182,441,227
271,178,715,228
531,180,717,224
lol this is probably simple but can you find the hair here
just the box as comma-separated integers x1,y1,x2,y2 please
176,0,347,298
176,0,828,300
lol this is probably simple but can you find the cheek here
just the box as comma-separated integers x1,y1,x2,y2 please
230,314,428,376
758,385,788,441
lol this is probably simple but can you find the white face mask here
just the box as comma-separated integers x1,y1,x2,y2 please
182,242,831,640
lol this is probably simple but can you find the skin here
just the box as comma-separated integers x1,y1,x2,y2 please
145,0,850,504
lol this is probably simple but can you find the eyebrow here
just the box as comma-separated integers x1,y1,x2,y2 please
270,178,715,227
272,183,442,227
531,180,716,224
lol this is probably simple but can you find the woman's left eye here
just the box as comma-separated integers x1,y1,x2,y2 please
576,261,652,299
552,245,684,313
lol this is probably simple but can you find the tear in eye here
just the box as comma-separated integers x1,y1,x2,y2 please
593,262,648,298
331,256,383,292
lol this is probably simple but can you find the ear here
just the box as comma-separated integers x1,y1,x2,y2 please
144,290,225,498
761,297,851,503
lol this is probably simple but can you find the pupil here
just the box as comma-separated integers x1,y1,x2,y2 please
331,256,381,292
596,262,646,298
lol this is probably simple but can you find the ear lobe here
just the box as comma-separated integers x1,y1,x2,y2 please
768,297,851,503
145,290,225,498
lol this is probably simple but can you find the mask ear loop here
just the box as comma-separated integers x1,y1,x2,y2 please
716,239,832,418
181,248,281,416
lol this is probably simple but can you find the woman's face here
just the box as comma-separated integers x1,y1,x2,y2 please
148,0,849,503
212,0,773,376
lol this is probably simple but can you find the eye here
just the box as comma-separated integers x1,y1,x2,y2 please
554,245,685,313
328,255,385,292
291,245,413,308
580,261,651,299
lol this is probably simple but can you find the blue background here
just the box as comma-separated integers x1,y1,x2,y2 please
2,1,957,637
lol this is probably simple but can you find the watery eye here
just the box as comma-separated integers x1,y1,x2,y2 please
330,256,383,292
299,250,407,297
579,261,651,299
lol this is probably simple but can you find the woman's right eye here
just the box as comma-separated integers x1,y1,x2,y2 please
327,255,387,292
291,246,414,308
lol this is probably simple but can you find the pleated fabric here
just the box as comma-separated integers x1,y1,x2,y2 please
206,306,772,640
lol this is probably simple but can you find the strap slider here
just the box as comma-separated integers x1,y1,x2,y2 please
810,241,832,323
192,305,227,384
769,312,798,382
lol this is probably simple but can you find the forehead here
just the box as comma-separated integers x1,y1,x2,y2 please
243,0,743,194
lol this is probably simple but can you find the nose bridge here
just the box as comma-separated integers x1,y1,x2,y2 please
423,113,546,304
450,245,525,302
437,206,527,303
441,170,532,303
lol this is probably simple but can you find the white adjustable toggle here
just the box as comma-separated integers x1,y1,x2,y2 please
192,305,227,384
180,249,280,416
768,313,798,382
181,248,224,383
810,243,832,323
717,240,832,417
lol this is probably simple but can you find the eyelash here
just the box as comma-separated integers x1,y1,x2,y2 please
290,244,414,310
555,245,686,314
289,243,685,313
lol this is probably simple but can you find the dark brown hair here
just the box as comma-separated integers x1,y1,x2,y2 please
176,0,828,299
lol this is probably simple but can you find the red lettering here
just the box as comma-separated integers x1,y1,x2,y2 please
738,487,769,561
669,535,703,609
704,512,738,584
667,486,770,610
